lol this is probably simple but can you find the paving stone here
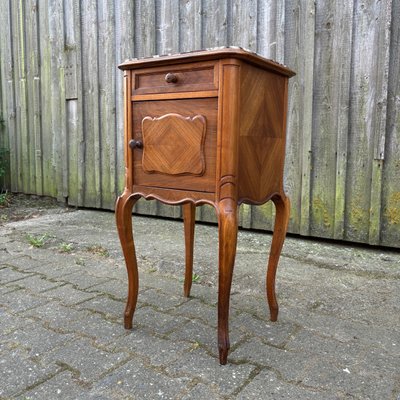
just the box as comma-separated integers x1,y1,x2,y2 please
21,302,91,331
67,313,126,345
181,383,223,400
0,309,28,335
133,306,190,335
231,312,298,347
166,348,256,397
0,255,49,271
109,328,191,367
42,337,129,382
302,357,395,399
7,274,63,293
92,358,191,399
230,337,315,382
41,284,99,305
4,323,74,357
170,297,217,327
58,271,110,290
138,288,187,311
0,266,34,283
168,318,245,356
88,280,127,300
76,295,125,318
0,288,49,313
237,369,337,400
18,371,91,400
0,348,60,398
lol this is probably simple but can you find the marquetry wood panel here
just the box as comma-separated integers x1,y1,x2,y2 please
238,63,286,204
132,98,217,192
142,113,206,176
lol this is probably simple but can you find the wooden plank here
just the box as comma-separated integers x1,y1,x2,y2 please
368,1,391,245
81,0,101,207
333,0,354,240
0,0,15,191
64,0,85,206
98,0,116,210
133,0,158,216
231,0,257,51
310,0,353,239
345,0,391,243
48,1,67,202
179,0,202,52
202,0,228,48
115,0,135,199
283,0,315,235
381,0,399,247
25,0,43,195
38,0,55,197
231,0,257,229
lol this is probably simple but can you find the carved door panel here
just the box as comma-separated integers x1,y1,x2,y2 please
132,98,218,192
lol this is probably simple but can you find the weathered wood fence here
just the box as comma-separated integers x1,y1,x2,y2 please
0,0,399,247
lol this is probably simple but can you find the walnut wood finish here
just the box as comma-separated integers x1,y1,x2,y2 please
116,49,295,365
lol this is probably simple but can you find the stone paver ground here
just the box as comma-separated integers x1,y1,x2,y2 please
0,204,399,399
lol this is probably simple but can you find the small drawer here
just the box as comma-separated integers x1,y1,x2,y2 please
132,61,218,95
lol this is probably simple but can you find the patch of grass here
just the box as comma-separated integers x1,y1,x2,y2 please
0,192,11,207
59,242,74,253
86,245,109,257
192,273,200,283
75,258,85,266
27,233,48,248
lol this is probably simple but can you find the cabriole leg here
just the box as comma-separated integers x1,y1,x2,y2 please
115,192,139,329
217,199,238,365
266,194,290,322
183,203,196,297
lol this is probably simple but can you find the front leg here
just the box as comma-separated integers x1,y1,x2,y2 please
115,192,139,329
183,203,196,297
217,199,238,365
266,194,290,322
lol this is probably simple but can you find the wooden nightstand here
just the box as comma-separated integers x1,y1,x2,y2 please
116,48,295,364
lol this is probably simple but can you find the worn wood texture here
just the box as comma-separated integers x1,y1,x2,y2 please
0,0,398,247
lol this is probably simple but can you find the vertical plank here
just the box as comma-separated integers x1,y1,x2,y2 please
81,0,101,207
284,0,315,235
25,0,43,195
231,0,257,228
115,0,135,199
345,0,391,244
156,0,181,218
179,0,202,52
98,0,116,209
133,0,158,216
333,0,354,240
0,0,15,191
64,0,85,206
310,0,353,239
381,0,399,246
48,1,67,202
38,0,55,197
202,0,228,48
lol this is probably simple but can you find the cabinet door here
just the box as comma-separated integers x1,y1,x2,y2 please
132,98,217,192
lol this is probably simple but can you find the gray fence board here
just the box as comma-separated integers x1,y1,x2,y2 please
0,0,398,248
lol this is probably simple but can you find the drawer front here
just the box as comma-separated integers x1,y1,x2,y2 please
132,62,218,95
132,98,217,192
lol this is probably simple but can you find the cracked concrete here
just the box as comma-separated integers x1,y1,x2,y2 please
0,204,399,399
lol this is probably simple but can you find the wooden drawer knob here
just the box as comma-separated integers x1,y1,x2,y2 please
128,139,143,149
165,73,178,83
